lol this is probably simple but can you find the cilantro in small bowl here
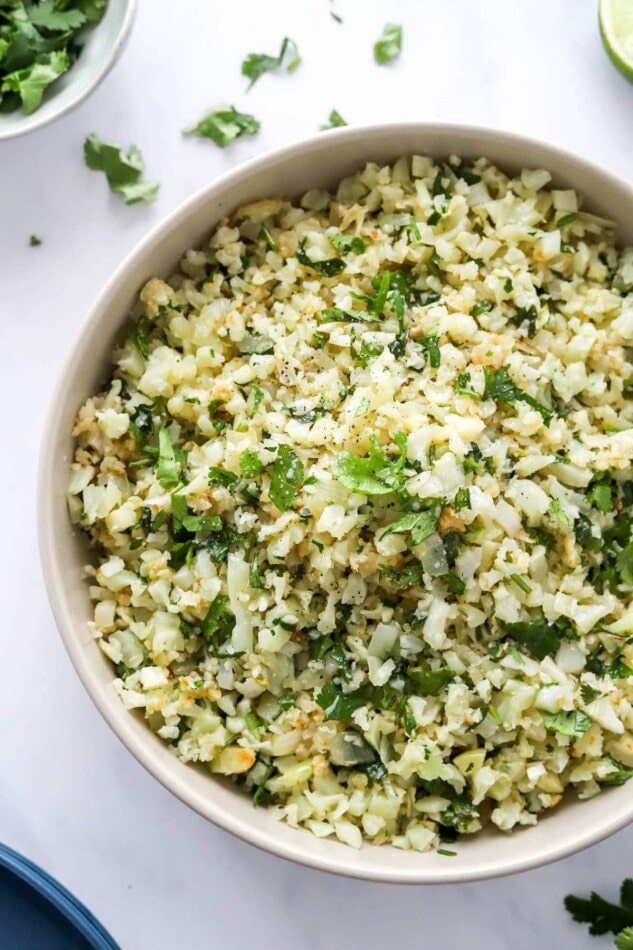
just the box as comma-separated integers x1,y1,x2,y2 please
0,0,137,140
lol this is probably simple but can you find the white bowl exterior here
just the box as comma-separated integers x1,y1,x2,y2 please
0,0,136,140
38,124,633,883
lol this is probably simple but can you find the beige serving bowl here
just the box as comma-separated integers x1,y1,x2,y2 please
38,124,633,883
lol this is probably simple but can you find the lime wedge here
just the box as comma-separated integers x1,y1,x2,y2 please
599,0,633,83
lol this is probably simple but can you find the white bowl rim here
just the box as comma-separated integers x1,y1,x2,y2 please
38,122,633,883
0,0,137,141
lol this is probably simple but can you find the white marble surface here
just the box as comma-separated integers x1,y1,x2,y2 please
2,1,633,947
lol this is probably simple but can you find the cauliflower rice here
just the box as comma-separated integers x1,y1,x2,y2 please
69,155,633,853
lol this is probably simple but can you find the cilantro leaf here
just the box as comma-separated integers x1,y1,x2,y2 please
419,334,441,368
128,316,151,360
332,436,405,496
296,239,346,277
240,449,265,478
201,595,235,649
381,503,442,545
269,444,304,512
501,619,562,660
565,881,633,936
540,709,591,737
320,109,347,130
331,233,366,255
483,366,554,426
183,105,260,148
241,37,300,88
28,1,86,31
156,429,181,490
84,134,159,204
316,682,367,721
2,48,68,114
374,23,402,64
407,668,454,696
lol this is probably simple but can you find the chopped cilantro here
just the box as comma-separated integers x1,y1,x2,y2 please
381,502,443,545
297,239,346,276
128,316,151,360
208,467,239,490
455,373,480,397
373,22,402,64
580,683,601,704
332,435,407,497
540,709,591,737
483,365,554,425
240,449,265,478
84,134,159,204
156,429,181,490
502,618,564,660
408,667,455,696
470,300,492,317
29,234,42,246
241,37,300,89
453,488,471,511
419,334,441,368
269,444,304,511
331,233,366,255
183,105,260,147
260,225,277,251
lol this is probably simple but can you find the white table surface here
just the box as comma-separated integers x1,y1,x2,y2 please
2,1,633,947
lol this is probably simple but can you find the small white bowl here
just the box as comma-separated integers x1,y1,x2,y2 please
38,124,633,883
0,0,136,141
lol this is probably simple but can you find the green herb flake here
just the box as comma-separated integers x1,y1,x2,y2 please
320,109,347,130
331,233,366,255
183,105,260,148
240,449,265,478
541,709,592,737
269,444,304,512
502,618,563,661
483,365,554,426
241,37,300,89
419,334,441,368
510,573,532,594
453,488,471,511
297,238,346,277
29,234,42,247
260,224,278,252
84,134,159,204
156,429,181,490
374,23,402,64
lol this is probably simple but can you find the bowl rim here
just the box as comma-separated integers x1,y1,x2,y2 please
0,0,138,141
38,122,633,883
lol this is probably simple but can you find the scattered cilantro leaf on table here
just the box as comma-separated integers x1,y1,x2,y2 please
241,36,300,88
84,134,159,204
374,23,402,64
29,234,42,246
565,879,633,938
320,109,347,130
183,105,260,147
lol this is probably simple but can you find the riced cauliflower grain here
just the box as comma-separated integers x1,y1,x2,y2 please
70,155,633,852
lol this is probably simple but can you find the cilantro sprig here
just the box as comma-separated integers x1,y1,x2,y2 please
84,135,159,205
566,879,633,944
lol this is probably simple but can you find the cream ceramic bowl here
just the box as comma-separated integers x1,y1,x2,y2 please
0,0,136,141
38,124,633,883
